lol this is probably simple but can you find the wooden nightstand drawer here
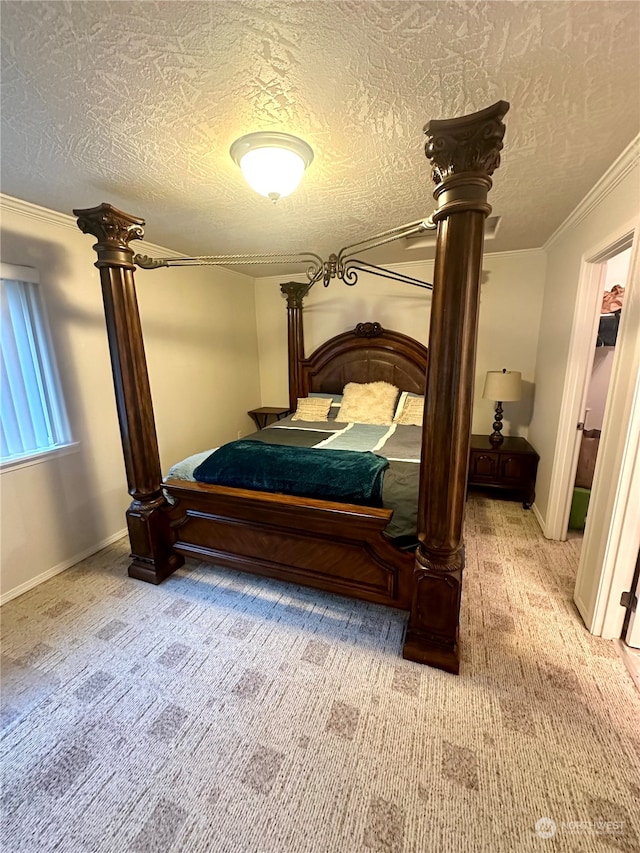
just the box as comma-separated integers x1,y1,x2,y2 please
500,454,536,483
469,451,498,480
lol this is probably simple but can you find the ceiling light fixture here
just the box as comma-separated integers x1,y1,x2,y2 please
230,131,314,203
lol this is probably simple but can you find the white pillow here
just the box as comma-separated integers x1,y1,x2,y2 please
291,396,333,422
336,381,399,425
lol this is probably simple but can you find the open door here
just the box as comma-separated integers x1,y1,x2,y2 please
567,250,630,537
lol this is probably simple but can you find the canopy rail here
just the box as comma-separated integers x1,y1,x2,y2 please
133,216,436,290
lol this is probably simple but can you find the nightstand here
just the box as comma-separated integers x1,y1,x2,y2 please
248,406,290,430
468,435,539,508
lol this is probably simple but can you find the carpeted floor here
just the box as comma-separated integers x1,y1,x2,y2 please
1,495,639,853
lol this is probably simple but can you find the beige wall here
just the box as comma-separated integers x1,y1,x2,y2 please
255,249,546,437
137,263,260,471
0,198,259,601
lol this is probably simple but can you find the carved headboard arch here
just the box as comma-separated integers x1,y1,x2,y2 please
297,322,429,401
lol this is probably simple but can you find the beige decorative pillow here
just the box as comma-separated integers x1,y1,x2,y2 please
395,394,424,426
291,396,333,422
336,381,399,425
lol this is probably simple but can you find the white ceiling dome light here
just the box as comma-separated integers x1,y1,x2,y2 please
230,131,314,203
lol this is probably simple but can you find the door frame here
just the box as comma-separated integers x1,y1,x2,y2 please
544,258,607,541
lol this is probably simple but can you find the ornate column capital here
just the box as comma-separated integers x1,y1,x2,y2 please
425,100,509,183
73,203,145,269
280,281,311,309
424,100,509,221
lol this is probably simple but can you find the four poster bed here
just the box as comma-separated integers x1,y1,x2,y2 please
74,101,509,674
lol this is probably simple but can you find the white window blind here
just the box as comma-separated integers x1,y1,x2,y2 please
1,263,72,465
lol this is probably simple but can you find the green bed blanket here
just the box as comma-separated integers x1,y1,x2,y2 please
193,439,389,506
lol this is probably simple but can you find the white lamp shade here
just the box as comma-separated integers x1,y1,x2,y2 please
239,147,306,200
230,131,314,202
483,370,522,402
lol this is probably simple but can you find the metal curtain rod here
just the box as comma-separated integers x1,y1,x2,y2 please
134,215,437,290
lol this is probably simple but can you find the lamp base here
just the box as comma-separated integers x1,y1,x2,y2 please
489,401,504,447
489,430,504,447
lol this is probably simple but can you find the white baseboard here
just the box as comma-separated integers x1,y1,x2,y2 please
0,528,128,605
531,501,547,537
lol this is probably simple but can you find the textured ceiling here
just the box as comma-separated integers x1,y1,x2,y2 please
1,0,639,274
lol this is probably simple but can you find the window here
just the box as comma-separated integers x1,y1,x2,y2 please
1,263,73,467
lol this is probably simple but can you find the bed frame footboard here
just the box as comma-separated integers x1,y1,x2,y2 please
164,479,414,608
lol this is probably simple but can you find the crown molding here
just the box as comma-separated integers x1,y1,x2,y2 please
0,193,257,284
544,135,640,251
1,193,78,231
0,193,183,259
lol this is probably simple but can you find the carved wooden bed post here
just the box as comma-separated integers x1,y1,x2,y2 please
281,281,312,410
74,203,184,584
403,101,510,673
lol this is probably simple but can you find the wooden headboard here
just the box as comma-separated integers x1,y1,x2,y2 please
296,321,428,401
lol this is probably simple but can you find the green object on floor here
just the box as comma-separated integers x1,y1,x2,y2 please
569,486,591,530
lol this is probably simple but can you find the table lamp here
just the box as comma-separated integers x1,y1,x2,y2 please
483,369,522,447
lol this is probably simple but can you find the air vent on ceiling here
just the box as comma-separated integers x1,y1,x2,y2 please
404,216,501,250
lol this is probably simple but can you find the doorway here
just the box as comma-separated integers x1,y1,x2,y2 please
567,247,632,537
